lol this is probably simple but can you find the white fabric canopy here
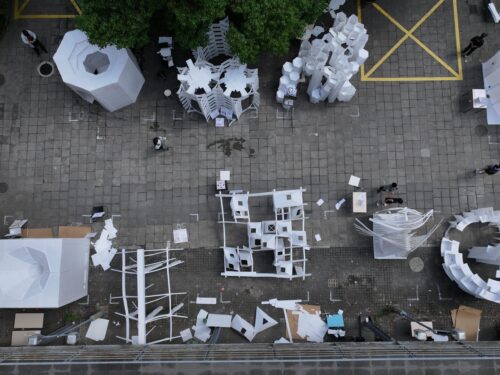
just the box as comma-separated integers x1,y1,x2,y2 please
53,29,145,112
482,50,500,125
0,238,90,308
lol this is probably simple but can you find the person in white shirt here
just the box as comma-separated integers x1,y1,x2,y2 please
21,29,48,56
153,136,168,151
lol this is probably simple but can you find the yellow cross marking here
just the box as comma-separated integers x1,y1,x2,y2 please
14,0,82,19
357,0,463,82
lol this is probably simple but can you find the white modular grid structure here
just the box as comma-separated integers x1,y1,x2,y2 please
482,50,500,125
53,29,145,112
441,208,500,303
111,243,187,345
354,207,440,259
193,17,231,61
217,188,310,279
177,58,259,125
277,11,368,106
0,238,90,308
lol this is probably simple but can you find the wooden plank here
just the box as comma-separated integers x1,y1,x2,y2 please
58,226,91,238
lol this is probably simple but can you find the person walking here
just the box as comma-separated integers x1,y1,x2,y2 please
475,164,500,175
153,136,168,151
462,33,487,57
21,29,48,56
377,182,398,193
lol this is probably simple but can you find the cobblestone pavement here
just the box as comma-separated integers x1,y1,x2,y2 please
0,0,499,346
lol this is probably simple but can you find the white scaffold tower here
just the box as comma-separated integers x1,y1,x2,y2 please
193,17,231,61
277,10,368,105
110,243,186,345
177,58,259,125
216,188,310,279
354,207,440,259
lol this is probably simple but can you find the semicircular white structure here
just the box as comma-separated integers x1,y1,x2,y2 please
441,207,500,303
53,29,145,112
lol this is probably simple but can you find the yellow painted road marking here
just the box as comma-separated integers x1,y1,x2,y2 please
357,0,462,82
14,0,82,20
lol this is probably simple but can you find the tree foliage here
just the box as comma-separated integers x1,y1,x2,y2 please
76,0,162,48
76,0,328,63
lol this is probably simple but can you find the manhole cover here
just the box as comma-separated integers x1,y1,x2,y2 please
475,125,488,136
409,257,424,273
0,74,4,87
37,61,55,77
0,183,8,193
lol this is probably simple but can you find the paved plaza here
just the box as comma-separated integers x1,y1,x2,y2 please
0,0,499,350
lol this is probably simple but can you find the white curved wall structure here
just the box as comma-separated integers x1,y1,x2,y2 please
53,30,145,112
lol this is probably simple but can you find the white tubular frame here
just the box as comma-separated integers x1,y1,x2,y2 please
216,188,311,280
111,243,187,344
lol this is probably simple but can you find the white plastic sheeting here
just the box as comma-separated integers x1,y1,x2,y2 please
354,207,440,259
53,30,145,112
482,50,500,125
0,238,90,308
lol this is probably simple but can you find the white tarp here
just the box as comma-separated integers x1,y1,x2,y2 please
0,238,90,308
53,29,145,112
482,50,500,125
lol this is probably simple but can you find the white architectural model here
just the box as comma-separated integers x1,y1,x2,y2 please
354,207,440,259
53,30,145,112
111,243,187,344
217,188,310,279
0,238,90,308
277,11,368,106
441,207,500,303
482,50,500,125
177,58,259,125
193,17,231,61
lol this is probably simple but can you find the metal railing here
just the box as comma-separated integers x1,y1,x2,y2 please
2,341,500,365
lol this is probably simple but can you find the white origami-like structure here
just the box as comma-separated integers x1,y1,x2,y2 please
277,11,368,105
441,208,500,303
354,207,440,259
0,238,90,308
193,17,231,61
482,50,500,125
53,29,145,112
177,58,259,125
217,188,310,279
111,243,187,344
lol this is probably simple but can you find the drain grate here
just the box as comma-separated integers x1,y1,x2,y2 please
0,183,8,193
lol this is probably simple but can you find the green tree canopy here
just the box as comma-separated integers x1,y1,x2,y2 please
76,0,162,48
76,0,328,63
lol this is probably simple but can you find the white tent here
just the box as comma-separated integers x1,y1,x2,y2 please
53,30,145,112
0,238,90,308
482,50,500,125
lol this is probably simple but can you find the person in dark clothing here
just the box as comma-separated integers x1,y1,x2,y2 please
153,136,168,151
21,29,48,56
377,182,398,193
384,197,403,205
462,33,487,57
475,164,500,175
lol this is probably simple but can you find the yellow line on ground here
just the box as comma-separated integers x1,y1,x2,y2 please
16,14,77,19
366,0,446,78
452,0,463,79
70,0,82,15
372,1,458,77
18,0,31,15
363,76,462,82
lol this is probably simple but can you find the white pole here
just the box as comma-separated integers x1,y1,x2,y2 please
136,249,146,345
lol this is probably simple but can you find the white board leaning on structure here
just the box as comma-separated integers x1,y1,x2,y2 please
53,29,145,112
0,238,90,308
